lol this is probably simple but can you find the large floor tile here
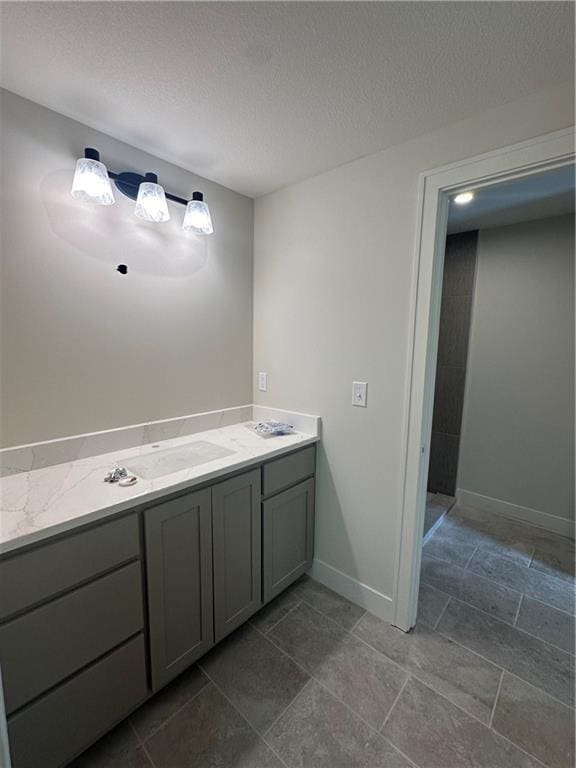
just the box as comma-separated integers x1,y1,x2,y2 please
145,683,283,768
468,549,575,615
492,673,575,768
293,576,366,630
417,582,450,628
70,722,152,768
531,545,575,580
424,492,454,536
521,528,575,558
269,602,407,728
423,529,477,567
441,508,533,563
516,596,575,654
383,676,541,768
424,502,447,537
433,493,457,511
201,623,309,734
452,507,573,564
266,679,412,768
251,587,302,634
427,511,482,546
131,664,208,742
438,599,575,706
421,554,521,623
354,612,501,723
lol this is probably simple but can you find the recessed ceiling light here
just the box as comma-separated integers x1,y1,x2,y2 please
453,191,475,205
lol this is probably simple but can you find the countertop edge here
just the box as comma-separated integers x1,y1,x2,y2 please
0,434,319,559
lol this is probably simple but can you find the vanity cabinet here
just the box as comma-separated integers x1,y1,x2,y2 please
145,488,213,691
212,470,261,642
0,443,316,768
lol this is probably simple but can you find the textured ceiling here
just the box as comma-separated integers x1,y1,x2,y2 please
447,165,575,234
0,2,574,197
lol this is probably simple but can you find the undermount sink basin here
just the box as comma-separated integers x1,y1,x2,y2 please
126,440,235,480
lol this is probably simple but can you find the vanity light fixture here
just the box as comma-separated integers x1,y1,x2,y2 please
134,176,170,223
453,191,475,205
70,148,213,233
182,192,213,234
71,149,115,205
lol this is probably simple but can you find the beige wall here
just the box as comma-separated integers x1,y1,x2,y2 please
458,214,574,526
0,90,254,447
254,83,574,613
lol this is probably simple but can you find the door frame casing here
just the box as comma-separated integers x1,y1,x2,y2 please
393,127,575,632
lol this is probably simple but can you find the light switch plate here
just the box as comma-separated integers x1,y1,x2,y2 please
258,372,268,392
352,381,368,407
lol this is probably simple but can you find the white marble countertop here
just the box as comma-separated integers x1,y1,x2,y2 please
0,422,319,556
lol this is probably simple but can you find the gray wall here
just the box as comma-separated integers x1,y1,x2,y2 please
0,90,254,448
254,82,574,615
458,214,575,525
428,231,477,496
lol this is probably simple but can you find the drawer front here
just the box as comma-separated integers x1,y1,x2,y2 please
263,478,315,602
0,514,140,621
0,561,144,715
7,634,147,768
263,445,316,497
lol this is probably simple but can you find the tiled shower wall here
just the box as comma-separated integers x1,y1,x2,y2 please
428,231,478,495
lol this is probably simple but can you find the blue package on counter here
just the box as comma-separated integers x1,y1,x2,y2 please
253,420,295,438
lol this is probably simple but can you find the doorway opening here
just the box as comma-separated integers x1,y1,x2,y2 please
422,159,574,616
394,128,575,634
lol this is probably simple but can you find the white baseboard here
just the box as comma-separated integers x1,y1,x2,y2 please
310,558,394,623
456,489,575,538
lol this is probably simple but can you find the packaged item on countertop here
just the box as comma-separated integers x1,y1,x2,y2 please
252,420,295,438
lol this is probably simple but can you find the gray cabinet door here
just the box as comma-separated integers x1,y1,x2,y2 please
145,489,213,690
212,470,261,642
263,478,315,603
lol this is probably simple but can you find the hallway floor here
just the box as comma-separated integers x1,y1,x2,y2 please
72,506,574,768
424,492,455,538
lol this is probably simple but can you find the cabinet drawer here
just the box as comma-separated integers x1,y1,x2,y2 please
0,514,140,621
0,561,144,715
7,634,147,768
263,445,316,496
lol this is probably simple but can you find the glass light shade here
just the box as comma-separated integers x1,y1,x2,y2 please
134,182,170,223
70,157,115,205
182,199,213,234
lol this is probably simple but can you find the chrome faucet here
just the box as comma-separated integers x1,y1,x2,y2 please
104,467,129,483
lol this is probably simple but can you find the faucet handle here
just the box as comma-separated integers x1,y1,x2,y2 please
104,467,129,483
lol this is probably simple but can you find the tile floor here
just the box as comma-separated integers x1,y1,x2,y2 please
423,492,455,538
72,505,575,768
